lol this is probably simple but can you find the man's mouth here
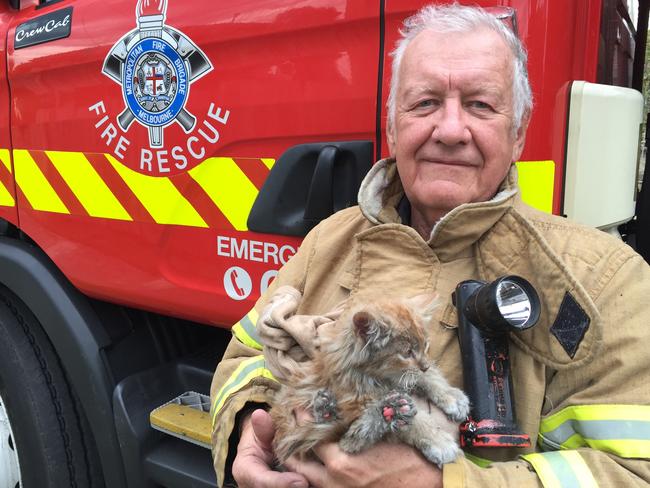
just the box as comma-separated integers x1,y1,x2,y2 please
420,158,476,167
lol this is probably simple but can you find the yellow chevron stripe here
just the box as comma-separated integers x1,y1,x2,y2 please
188,157,258,231
261,158,275,169
0,149,12,172
0,149,15,207
46,151,132,221
0,181,15,207
106,154,207,227
13,149,69,214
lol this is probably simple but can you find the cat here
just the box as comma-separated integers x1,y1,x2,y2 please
269,295,470,467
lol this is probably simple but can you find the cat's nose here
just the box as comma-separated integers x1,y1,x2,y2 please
420,362,429,372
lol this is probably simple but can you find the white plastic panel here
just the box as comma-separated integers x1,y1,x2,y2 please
564,81,643,228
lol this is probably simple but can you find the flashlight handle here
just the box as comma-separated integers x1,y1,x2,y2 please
454,280,529,447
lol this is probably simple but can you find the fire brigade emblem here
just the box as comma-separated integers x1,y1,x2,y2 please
102,0,212,148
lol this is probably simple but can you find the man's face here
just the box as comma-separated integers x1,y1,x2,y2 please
387,28,528,217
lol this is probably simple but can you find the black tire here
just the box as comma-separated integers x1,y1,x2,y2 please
0,287,105,488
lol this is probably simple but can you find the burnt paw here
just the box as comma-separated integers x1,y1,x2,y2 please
313,389,338,422
381,390,416,431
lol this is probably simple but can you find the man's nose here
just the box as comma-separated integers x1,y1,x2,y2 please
432,100,470,146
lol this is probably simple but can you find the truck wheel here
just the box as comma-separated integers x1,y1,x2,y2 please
0,391,21,487
0,288,105,488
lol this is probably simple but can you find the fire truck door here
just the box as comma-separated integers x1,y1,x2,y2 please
6,0,381,327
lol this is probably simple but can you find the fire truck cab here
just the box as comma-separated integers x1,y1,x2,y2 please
0,0,647,487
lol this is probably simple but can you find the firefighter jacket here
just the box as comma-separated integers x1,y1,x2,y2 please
210,158,650,488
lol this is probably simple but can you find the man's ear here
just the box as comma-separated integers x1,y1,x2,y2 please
387,118,397,158
511,112,530,162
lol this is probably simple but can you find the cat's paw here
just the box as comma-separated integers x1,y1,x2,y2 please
418,437,462,468
313,389,338,422
381,390,417,431
438,388,470,423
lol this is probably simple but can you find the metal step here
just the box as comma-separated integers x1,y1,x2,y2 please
150,391,211,449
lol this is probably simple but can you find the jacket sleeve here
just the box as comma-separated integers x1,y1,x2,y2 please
209,224,321,487
444,249,650,487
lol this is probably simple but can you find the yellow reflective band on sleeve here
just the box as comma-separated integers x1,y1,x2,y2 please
232,308,262,350
515,160,555,214
13,149,69,214
538,404,650,458
211,355,276,428
46,151,132,221
522,451,598,488
107,155,207,227
464,453,492,468
188,157,259,231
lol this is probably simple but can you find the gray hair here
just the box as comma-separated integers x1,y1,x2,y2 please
387,3,533,132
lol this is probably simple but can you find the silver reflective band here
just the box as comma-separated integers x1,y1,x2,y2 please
496,280,531,328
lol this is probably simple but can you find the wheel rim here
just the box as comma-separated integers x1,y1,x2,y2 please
0,392,21,487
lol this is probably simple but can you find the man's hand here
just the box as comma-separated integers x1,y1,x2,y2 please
284,440,443,488
231,409,309,488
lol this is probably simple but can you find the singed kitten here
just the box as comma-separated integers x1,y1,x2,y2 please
270,295,470,467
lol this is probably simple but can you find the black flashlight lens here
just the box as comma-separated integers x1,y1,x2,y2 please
463,276,540,334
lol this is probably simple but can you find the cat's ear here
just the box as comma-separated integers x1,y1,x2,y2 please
404,293,439,324
352,310,374,339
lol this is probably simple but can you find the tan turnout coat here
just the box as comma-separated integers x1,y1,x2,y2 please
210,159,650,487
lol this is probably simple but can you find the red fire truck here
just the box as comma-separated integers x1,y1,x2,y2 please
0,0,647,487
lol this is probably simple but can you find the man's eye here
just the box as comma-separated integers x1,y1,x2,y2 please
414,99,436,109
468,100,492,110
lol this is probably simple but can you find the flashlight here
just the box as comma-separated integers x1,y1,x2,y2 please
453,276,540,448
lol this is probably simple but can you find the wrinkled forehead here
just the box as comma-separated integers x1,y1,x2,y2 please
404,27,512,69
399,28,514,93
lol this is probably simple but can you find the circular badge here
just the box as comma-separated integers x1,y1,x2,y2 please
123,37,189,127
223,266,252,301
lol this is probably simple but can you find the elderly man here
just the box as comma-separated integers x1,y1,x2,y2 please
210,4,650,488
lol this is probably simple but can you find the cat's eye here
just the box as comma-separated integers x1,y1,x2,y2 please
398,346,413,360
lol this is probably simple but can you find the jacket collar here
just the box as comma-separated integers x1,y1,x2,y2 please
358,158,518,260
356,158,602,369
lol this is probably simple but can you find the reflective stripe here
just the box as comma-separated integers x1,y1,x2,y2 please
522,451,598,488
211,355,275,427
189,157,259,231
465,453,492,468
0,149,11,172
0,150,15,207
107,155,208,227
260,158,275,169
515,160,555,214
0,181,15,207
5,149,271,229
539,405,650,458
14,149,69,213
46,151,132,220
232,309,262,350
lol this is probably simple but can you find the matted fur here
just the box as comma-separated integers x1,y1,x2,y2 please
270,295,470,467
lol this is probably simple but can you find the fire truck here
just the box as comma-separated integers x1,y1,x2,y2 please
0,0,647,487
